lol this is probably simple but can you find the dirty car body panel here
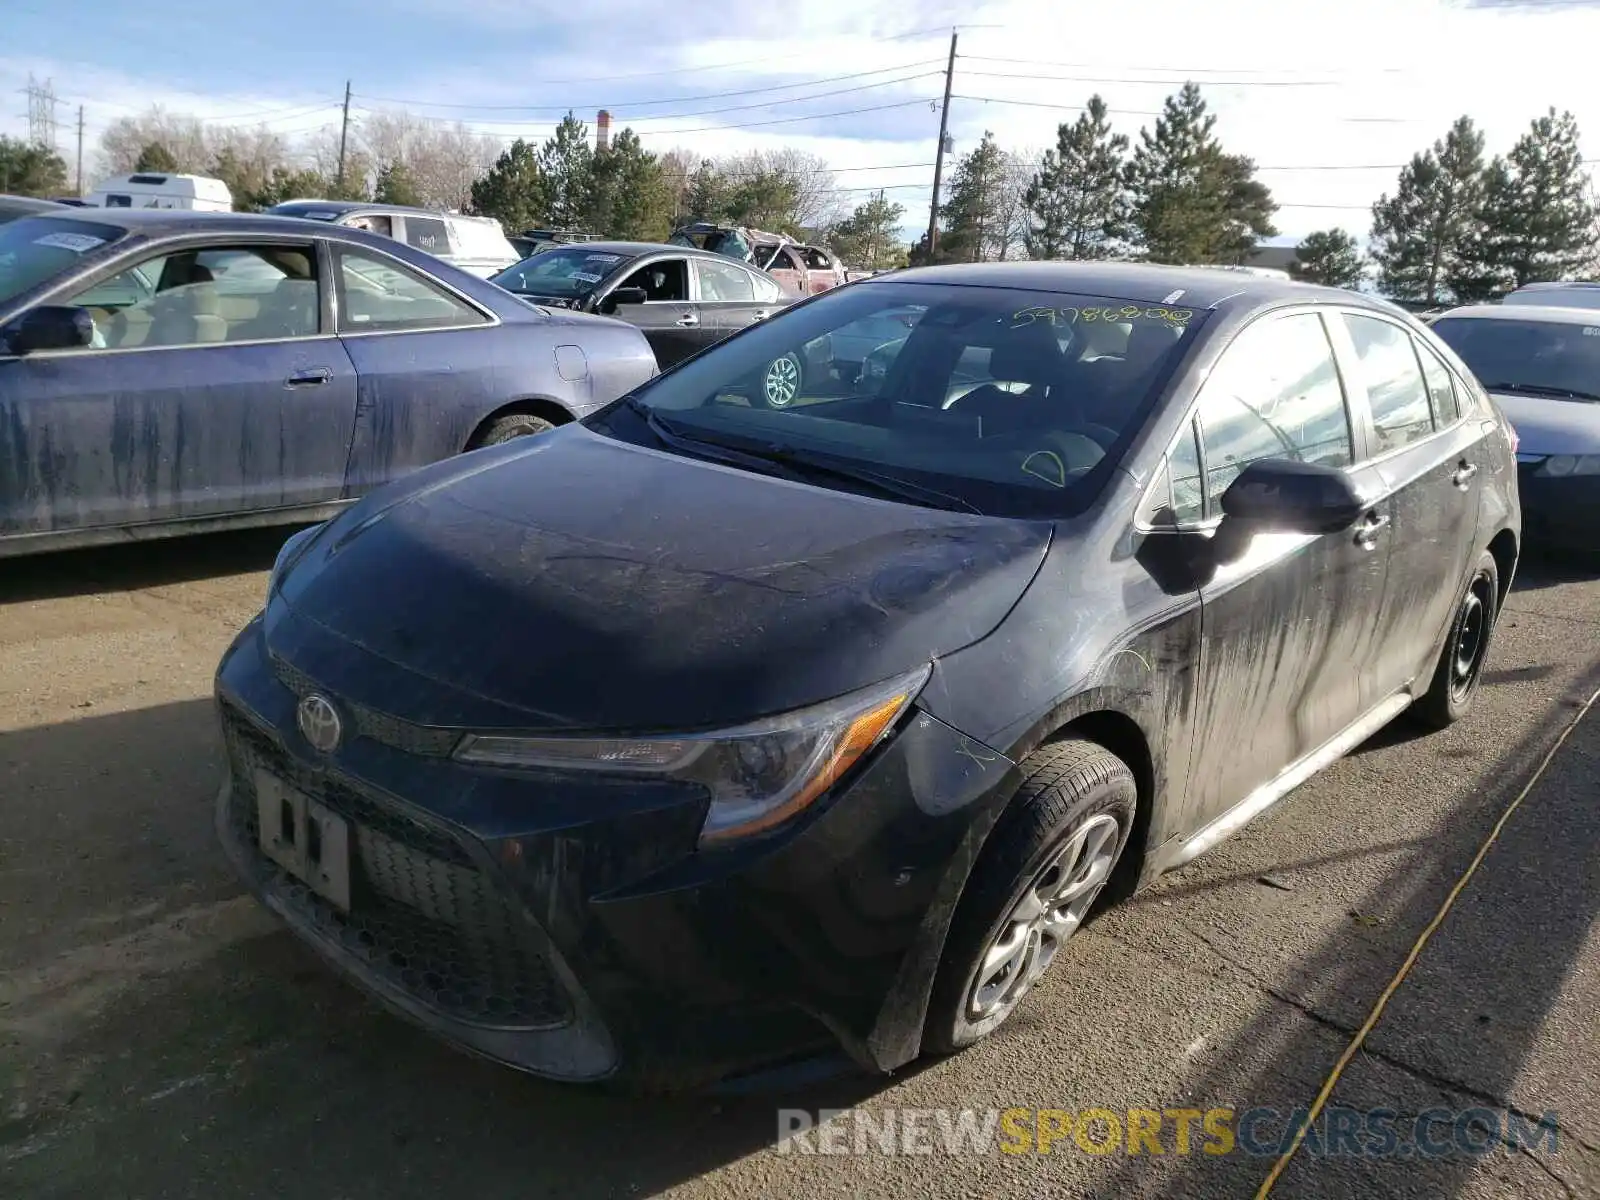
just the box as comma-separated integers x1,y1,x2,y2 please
215,262,1519,1087
0,211,656,557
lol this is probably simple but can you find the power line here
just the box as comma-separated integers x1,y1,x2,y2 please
356,59,947,112
959,68,1345,89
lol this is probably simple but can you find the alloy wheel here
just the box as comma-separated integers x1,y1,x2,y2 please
967,813,1120,1023
763,354,801,408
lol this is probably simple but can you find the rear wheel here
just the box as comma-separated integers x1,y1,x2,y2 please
1412,549,1499,730
470,411,556,449
924,739,1136,1054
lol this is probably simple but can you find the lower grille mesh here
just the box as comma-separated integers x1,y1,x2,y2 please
221,705,571,1030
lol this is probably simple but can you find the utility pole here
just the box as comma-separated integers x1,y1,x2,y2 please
75,106,85,196
925,30,957,258
869,187,884,267
336,81,352,193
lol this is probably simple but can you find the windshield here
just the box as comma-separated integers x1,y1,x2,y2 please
0,215,127,307
490,247,635,298
589,281,1206,518
1431,316,1600,402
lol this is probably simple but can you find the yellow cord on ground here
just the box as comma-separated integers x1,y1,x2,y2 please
1255,680,1600,1197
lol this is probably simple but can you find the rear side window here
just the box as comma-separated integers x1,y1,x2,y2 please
404,217,450,254
1195,312,1354,507
335,247,488,332
1414,339,1460,426
1343,314,1435,453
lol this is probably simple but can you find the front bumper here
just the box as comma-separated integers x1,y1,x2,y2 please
214,609,1016,1086
1517,464,1600,553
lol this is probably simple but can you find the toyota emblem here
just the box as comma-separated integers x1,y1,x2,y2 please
296,693,343,753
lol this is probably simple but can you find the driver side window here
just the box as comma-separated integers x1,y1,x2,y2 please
1196,312,1353,510
616,258,687,304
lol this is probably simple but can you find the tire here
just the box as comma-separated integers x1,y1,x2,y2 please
759,352,803,409
470,411,556,449
1411,549,1499,730
924,739,1137,1055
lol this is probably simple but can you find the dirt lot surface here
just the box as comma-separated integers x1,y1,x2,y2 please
3,529,1598,1199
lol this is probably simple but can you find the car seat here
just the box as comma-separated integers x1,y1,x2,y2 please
952,320,1067,436
146,264,227,347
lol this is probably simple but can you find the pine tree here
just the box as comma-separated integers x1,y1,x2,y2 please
135,142,180,173
585,129,674,241
0,136,68,196
538,113,595,229
829,192,907,269
1479,109,1598,290
941,132,1006,263
373,160,422,207
1126,84,1276,264
1370,116,1486,305
1290,229,1365,288
1023,96,1131,261
682,161,729,223
470,138,548,234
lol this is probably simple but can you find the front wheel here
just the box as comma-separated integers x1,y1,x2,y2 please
924,739,1136,1054
759,352,803,409
1411,549,1499,729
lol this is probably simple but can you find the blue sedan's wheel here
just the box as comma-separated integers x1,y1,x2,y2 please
760,353,803,409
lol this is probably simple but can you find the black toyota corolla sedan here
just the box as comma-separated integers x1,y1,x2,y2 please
215,262,1520,1090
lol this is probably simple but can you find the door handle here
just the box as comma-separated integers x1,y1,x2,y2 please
675,312,699,327
1354,511,1391,550
1452,461,1479,489
286,367,332,387
751,310,770,321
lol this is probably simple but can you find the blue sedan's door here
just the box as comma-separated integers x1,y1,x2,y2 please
329,244,505,494
0,242,359,538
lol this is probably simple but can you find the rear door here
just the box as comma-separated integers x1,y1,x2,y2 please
1331,310,1485,697
603,255,705,367
692,256,782,344
0,238,357,537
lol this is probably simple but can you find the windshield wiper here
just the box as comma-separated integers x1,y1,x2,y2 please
717,439,984,514
1481,381,1600,403
621,401,983,513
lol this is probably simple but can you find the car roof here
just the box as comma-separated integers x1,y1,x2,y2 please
1509,280,1600,293
0,193,69,213
270,200,465,218
10,208,444,240
870,261,1388,312
1434,303,1600,325
537,240,746,261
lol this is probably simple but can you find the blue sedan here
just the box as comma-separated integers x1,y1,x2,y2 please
0,209,657,557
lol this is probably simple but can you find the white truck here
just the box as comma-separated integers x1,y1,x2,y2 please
85,173,233,212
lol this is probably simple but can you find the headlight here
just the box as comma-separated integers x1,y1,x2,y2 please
1538,454,1600,477
267,523,323,602
454,665,931,845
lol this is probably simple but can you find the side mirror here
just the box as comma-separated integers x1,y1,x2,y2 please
5,305,96,355
601,286,648,313
1219,458,1365,535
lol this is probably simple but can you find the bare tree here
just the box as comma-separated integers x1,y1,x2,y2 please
96,109,213,178
657,146,698,224
356,110,500,210
990,148,1038,261
715,148,842,232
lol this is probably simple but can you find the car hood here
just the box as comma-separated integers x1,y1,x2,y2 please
274,426,1052,732
1491,391,1600,456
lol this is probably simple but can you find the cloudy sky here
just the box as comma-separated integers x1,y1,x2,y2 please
4,0,1599,245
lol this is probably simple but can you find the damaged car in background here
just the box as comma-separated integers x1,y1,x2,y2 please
216,261,1519,1092
0,209,656,558
669,221,849,295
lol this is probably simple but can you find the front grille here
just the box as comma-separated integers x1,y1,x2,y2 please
221,705,571,1030
270,654,460,757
